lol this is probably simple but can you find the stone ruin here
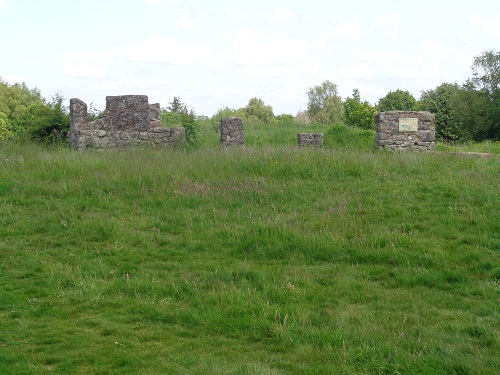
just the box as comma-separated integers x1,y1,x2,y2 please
298,133,323,147
375,111,435,151
220,117,244,147
68,95,186,149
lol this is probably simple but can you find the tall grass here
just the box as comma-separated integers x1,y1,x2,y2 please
0,129,499,374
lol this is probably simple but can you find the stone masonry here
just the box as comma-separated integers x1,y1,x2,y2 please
298,133,323,147
68,95,186,149
220,117,244,147
375,111,435,151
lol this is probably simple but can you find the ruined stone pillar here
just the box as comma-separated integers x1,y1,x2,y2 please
68,98,88,148
220,117,244,147
298,133,323,147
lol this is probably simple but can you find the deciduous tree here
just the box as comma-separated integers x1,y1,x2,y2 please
343,89,377,129
306,80,343,124
377,89,418,112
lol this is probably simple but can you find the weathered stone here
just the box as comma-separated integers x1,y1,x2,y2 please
68,95,186,149
375,111,435,152
220,117,244,147
298,133,323,147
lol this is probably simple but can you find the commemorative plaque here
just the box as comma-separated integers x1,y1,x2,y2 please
399,118,418,132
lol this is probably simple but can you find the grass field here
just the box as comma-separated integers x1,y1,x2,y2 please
0,125,499,374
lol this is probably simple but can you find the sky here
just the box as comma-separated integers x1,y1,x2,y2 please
1,0,499,116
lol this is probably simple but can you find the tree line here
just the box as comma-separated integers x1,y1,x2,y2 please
1,50,498,144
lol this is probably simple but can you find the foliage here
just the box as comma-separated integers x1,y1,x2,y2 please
451,83,493,141
275,114,295,126
420,83,462,141
325,123,376,149
12,93,70,144
470,50,500,94
0,111,12,141
377,89,418,112
161,96,198,144
0,79,43,135
295,110,311,124
343,89,377,129
243,97,275,124
306,80,344,124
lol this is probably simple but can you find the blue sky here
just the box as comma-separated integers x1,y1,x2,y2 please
1,0,499,116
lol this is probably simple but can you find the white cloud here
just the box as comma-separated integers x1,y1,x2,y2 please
61,51,112,77
126,35,211,64
373,13,404,42
267,8,295,23
330,18,361,40
101,81,126,91
467,13,500,39
63,64,107,77
376,14,400,29
179,18,197,30
64,51,112,63
146,0,178,5
232,30,317,76
3,74,25,84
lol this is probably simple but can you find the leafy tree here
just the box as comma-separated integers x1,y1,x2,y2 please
295,110,311,124
244,97,275,124
0,111,11,141
162,96,198,144
343,89,377,129
377,89,418,112
275,114,295,126
419,83,462,141
306,80,343,124
167,96,188,114
0,79,43,134
451,83,492,141
470,50,500,94
469,50,500,140
14,93,71,143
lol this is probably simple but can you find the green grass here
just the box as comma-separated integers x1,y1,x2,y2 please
0,127,499,374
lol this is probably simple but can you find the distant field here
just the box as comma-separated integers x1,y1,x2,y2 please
0,130,499,374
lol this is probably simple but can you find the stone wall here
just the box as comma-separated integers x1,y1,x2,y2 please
220,117,244,147
298,133,323,147
375,111,435,151
68,95,186,149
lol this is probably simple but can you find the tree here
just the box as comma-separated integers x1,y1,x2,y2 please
343,89,377,129
15,93,71,143
244,97,274,124
470,50,500,94
0,111,11,141
162,96,198,144
0,79,43,134
167,96,188,114
377,89,418,112
469,50,500,140
419,83,462,141
307,80,343,124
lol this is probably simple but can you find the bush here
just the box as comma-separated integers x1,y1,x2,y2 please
161,96,198,145
0,111,12,141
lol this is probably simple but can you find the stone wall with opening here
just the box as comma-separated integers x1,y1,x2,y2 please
375,111,435,151
68,95,186,149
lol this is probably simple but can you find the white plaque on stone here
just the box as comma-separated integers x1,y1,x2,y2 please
399,118,418,132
